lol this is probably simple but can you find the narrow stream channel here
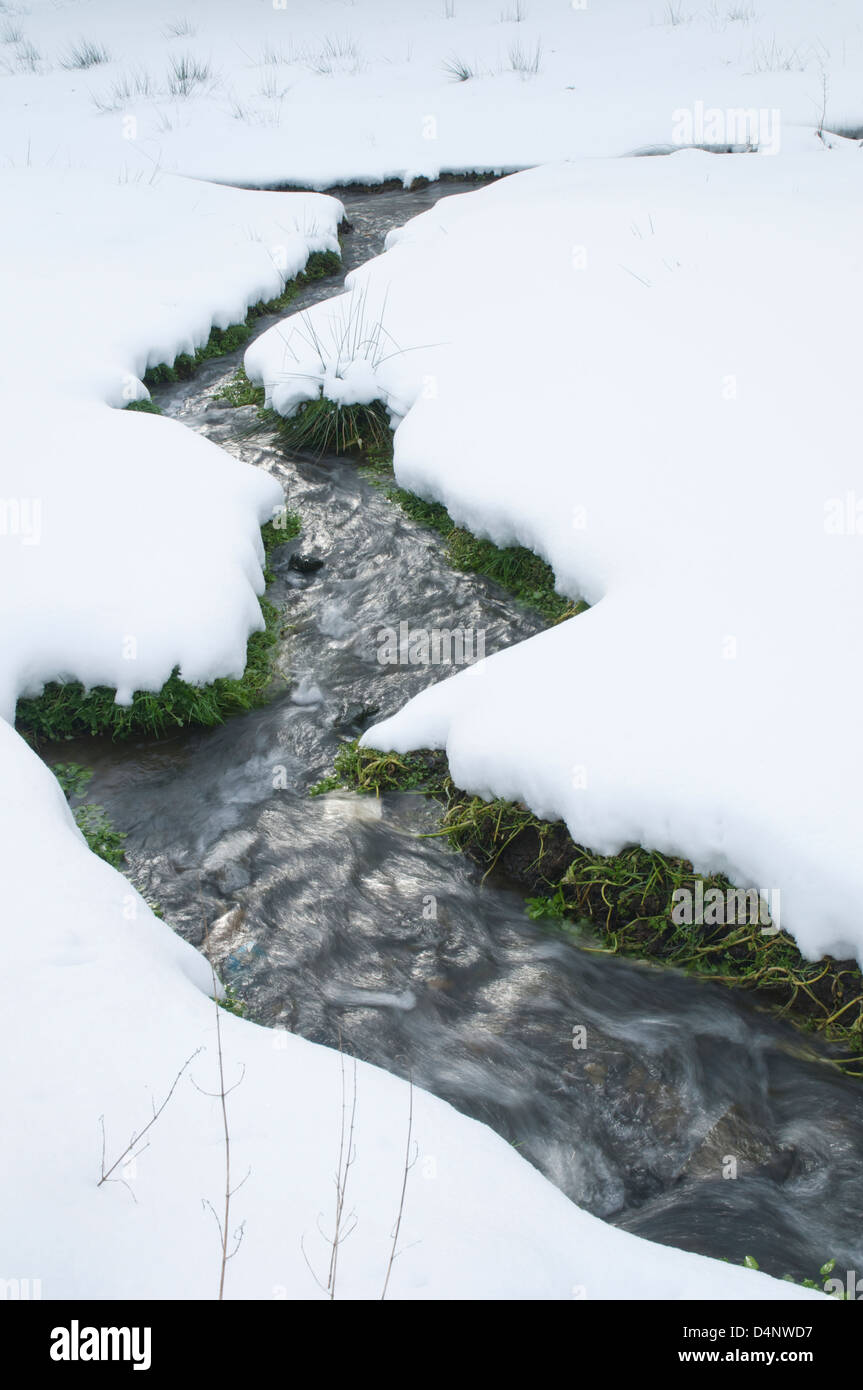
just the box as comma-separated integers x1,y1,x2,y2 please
39,182,863,1286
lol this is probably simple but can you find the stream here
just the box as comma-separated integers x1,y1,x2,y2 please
41,181,863,1287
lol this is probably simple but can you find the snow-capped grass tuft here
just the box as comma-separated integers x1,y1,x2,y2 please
507,39,542,76
60,38,112,70
443,0,456,16
92,68,155,112
725,1,757,21
442,53,475,81
664,1,691,24
306,34,362,76
0,20,22,43
162,17,197,39
500,1,527,20
166,51,213,97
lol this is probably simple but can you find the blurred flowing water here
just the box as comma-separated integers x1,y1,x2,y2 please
41,181,863,1287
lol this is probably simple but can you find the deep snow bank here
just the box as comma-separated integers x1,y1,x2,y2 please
0,720,819,1298
249,132,863,966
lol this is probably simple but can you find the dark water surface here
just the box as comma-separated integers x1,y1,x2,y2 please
43,181,863,1287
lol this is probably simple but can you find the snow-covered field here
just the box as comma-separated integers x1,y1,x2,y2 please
1,0,861,184
4,0,860,1301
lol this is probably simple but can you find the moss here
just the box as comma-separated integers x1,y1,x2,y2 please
142,249,342,388
17,512,300,744
124,398,162,415
313,739,863,1075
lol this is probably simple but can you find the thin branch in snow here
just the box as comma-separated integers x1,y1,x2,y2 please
97,1048,202,1196
381,1074,418,1300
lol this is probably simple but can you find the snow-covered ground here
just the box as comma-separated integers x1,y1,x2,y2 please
4,0,859,1300
1,0,861,185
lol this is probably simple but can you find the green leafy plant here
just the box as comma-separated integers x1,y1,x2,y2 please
53,763,126,867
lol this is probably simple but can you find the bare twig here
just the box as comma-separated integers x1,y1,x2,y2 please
328,1032,358,1299
98,1049,201,1196
381,1075,417,1300
198,887,247,1299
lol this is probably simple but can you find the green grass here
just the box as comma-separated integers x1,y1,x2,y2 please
309,741,446,797
142,249,342,389
219,982,247,1018
53,762,126,867
312,740,863,1074
386,487,584,625
124,398,163,415
17,514,300,743
265,397,394,459
216,366,265,409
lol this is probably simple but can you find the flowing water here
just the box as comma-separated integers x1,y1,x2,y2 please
40,181,863,1287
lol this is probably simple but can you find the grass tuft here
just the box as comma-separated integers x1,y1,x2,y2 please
507,39,542,76
310,742,446,797
163,17,197,39
61,38,111,70
166,51,212,97
443,53,475,81
216,367,265,408
92,68,155,111
306,35,361,76
266,397,392,459
13,39,40,72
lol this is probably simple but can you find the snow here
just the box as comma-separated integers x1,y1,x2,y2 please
251,129,863,968
0,169,341,718
3,0,858,1301
2,0,861,187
